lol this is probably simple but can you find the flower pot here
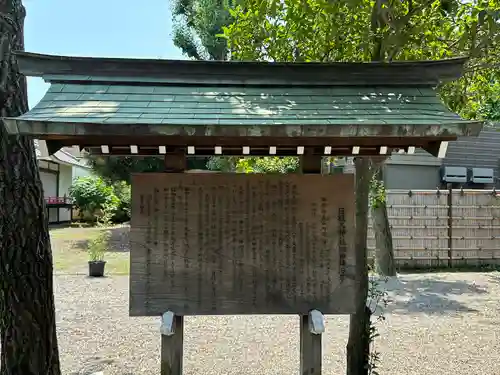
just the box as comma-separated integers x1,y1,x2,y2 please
88,260,106,277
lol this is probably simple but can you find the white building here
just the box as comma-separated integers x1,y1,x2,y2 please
36,141,92,224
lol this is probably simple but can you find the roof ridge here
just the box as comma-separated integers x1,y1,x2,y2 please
14,51,468,86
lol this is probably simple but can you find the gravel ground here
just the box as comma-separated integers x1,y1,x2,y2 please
55,272,500,375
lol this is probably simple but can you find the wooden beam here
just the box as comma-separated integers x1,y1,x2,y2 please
86,145,389,156
84,145,421,157
8,121,467,144
423,140,450,158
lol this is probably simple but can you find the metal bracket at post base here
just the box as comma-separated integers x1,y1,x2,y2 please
308,309,325,335
161,311,176,336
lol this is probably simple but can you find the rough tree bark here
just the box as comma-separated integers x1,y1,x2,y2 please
370,162,396,276
346,157,371,375
0,1,61,374
367,2,397,278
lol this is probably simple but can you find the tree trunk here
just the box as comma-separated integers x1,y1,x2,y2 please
346,157,371,375
370,163,397,276
367,7,397,277
0,1,61,374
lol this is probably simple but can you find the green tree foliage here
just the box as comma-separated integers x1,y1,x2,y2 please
171,0,239,170
206,155,239,171
221,0,500,276
236,156,300,173
223,0,500,119
207,0,500,173
233,156,342,173
89,156,165,183
69,176,120,223
172,0,235,60
89,155,208,182
207,155,301,173
69,177,132,223
479,80,500,121
221,2,499,373
112,181,132,223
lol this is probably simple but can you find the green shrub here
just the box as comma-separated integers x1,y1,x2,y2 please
69,176,119,224
87,230,110,261
235,157,300,174
112,180,131,223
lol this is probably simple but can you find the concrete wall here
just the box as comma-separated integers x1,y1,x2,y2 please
384,148,441,189
72,164,93,180
385,164,441,189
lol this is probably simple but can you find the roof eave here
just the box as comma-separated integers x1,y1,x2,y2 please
3,117,483,139
6,118,480,158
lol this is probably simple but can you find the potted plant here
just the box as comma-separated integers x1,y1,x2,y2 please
88,230,110,277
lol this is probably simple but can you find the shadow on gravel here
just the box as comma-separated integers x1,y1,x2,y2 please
69,226,130,254
383,277,487,315
488,273,500,285
68,356,114,375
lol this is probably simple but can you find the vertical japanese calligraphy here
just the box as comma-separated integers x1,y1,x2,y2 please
130,173,356,316
320,197,328,298
169,186,176,288
338,207,347,283
210,184,217,312
182,186,190,311
197,186,204,309
250,182,258,308
290,184,298,305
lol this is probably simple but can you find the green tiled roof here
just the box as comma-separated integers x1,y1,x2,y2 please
2,53,484,156
17,83,469,127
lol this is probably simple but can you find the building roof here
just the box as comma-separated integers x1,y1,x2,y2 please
52,148,91,168
13,52,470,86
444,128,500,174
37,144,91,169
2,52,483,157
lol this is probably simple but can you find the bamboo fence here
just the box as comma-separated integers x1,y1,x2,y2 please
367,189,500,268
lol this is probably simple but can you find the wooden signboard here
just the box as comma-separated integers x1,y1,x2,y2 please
129,173,356,316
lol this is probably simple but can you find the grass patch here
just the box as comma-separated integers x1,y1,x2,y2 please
102,252,130,275
50,227,129,275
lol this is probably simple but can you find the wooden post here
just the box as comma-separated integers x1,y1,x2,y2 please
447,183,453,268
299,152,323,375
161,315,184,375
370,157,396,276
164,148,187,172
300,314,322,375
160,151,186,375
346,157,371,375
300,153,322,174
